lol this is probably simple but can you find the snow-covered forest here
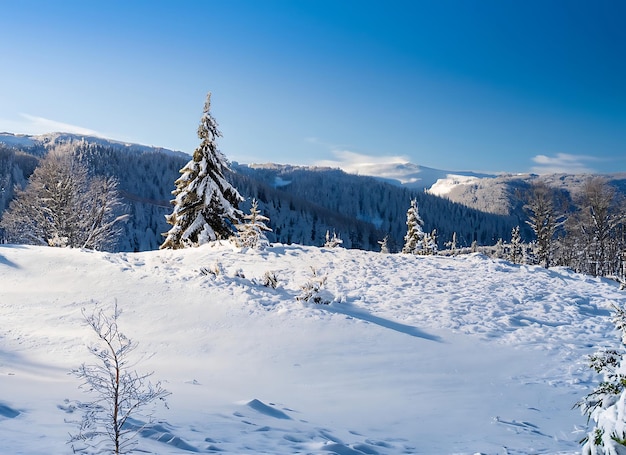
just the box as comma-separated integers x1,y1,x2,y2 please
2,127,626,454
0,133,523,252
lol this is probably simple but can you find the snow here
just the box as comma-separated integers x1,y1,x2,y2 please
0,132,189,158
0,132,37,148
317,158,495,191
428,174,482,197
1,243,624,454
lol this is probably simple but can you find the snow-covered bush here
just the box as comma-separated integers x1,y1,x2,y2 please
296,267,330,305
262,270,278,289
577,304,626,454
378,235,390,254
324,230,343,248
200,261,222,277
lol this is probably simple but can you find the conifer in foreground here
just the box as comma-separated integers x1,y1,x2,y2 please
161,92,242,249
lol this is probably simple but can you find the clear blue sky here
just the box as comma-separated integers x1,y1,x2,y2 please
0,0,624,174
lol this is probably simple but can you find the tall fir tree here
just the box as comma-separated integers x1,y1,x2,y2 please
524,182,561,268
402,199,425,254
161,93,243,249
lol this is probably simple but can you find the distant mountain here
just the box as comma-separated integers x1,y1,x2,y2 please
426,172,626,217
0,132,189,159
12,133,625,253
325,160,496,191
230,163,521,249
0,133,522,251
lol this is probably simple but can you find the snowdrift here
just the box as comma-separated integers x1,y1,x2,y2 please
1,243,625,454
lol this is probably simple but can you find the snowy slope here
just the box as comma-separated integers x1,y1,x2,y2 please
0,244,624,454
0,132,189,158
327,160,495,191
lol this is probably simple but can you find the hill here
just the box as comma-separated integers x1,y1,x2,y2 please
0,134,522,252
0,243,624,453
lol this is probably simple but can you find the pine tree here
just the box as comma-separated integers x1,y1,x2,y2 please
235,199,272,249
509,225,523,264
423,229,438,255
445,232,457,254
161,93,242,249
402,199,425,254
524,182,562,268
378,235,390,254
577,304,626,454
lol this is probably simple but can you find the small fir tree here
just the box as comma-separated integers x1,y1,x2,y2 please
378,235,390,254
509,225,523,264
422,229,438,255
577,304,626,454
445,232,458,254
524,182,562,268
235,198,272,249
161,92,243,249
402,199,425,254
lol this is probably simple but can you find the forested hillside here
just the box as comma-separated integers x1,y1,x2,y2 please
0,134,530,251
231,163,522,250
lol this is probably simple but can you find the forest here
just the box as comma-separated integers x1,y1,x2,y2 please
0,133,624,282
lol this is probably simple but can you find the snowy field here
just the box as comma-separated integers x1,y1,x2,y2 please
1,243,625,454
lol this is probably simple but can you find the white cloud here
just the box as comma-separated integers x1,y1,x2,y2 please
314,150,410,174
530,153,597,174
0,113,102,137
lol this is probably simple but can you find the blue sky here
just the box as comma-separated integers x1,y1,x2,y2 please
0,1,624,174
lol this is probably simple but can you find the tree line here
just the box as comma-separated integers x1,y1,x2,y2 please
0,93,624,284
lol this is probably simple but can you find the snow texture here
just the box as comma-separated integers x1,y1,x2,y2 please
0,243,625,454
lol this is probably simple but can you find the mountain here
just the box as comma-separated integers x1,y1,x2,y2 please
0,242,622,453
428,172,626,217
324,159,496,190
0,132,189,159
230,163,520,249
4,132,623,253
0,134,522,252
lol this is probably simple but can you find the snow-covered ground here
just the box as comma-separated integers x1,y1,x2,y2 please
0,243,624,454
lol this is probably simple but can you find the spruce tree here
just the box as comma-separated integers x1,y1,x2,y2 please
524,182,561,268
402,199,425,254
509,225,523,264
235,198,272,249
378,235,390,254
161,93,242,249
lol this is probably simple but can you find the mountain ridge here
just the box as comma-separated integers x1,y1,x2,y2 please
2,132,624,252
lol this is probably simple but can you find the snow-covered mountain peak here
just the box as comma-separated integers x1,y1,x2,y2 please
0,132,189,158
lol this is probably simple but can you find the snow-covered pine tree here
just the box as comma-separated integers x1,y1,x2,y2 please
445,231,458,254
509,225,523,264
577,304,626,454
524,182,561,268
423,229,438,255
235,198,272,249
161,93,243,249
378,235,390,254
402,199,425,254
